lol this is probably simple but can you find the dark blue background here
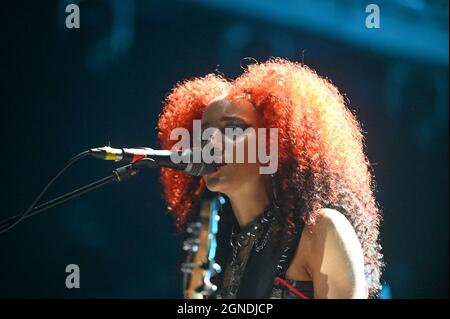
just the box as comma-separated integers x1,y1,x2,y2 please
0,0,448,298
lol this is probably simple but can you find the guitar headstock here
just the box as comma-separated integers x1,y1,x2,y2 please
181,195,225,299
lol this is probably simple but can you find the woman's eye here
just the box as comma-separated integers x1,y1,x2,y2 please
225,124,250,131
222,124,251,141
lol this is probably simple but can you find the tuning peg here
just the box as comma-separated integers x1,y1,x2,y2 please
181,262,194,274
186,222,201,235
194,282,217,297
182,238,199,251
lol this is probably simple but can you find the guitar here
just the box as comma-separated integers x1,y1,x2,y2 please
181,195,224,299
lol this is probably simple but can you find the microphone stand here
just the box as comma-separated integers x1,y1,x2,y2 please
0,158,158,230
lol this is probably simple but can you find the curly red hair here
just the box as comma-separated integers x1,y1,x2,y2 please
157,58,383,296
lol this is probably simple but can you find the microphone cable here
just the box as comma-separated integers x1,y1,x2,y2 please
0,150,90,234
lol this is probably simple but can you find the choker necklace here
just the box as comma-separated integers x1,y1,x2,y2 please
230,201,277,254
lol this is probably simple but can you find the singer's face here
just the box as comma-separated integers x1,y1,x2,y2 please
201,97,266,195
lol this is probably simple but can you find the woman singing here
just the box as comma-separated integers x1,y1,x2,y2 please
157,58,383,299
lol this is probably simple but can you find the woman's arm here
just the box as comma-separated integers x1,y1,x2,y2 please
305,208,368,299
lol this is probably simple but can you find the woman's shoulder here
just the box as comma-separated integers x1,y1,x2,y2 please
293,208,363,277
303,208,356,243
300,208,367,298
287,208,353,279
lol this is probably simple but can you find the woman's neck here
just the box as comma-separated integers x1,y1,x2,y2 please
226,176,272,228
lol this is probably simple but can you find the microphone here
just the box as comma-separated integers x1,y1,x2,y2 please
89,146,216,176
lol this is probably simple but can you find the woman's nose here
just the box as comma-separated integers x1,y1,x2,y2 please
202,129,225,162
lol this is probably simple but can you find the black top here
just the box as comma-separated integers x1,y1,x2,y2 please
215,201,313,299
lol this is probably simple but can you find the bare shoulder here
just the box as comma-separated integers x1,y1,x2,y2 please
302,208,364,271
303,208,356,243
289,208,367,298
293,208,357,268
301,208,367,298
